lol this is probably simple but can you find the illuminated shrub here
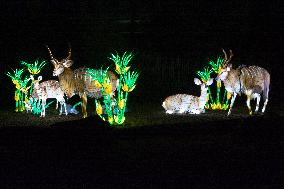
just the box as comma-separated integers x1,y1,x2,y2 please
197,52,231,110
6,68,30,112
87,52,139,125
6,59,50,115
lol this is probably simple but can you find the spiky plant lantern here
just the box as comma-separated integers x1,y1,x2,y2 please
21,59,46,96
87,51,139,125
6,68,29,112
197,67,213,109
208,55,231,110
197,52,232,110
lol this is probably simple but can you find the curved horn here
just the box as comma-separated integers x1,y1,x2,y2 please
222,48,233,67
66,44,71,60
222,48,228,64
46,45,55,60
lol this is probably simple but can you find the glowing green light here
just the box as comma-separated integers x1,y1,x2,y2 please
21,59,47,75
108,52,134,75
197,67,212,82
197,51,231,111
209,56,223,74
29,98,55,116
87,51,139,125
207,54,230,110
6,68,30,112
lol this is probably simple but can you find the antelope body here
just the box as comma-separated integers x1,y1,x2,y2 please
216,49,270,115
46,45,118,118
162,78,213,114
31,76,67,117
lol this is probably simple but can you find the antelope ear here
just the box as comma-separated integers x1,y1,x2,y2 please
63,60,73,67
206,78,213,86
37,76,42,81
194,78,202,85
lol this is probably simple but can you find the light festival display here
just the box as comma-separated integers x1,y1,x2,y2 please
197,53,231,110
87,52,139,125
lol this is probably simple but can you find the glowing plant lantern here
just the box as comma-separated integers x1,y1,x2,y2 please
21,59,47,75
28,98,55,116
21,59,47,96
6,68,30,112
87,51,139,125
197,52,232,111
87,67,116,125
109,51,133,75
196,67,213,109
207,54,231,110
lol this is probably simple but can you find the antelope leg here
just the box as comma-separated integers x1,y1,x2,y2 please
254,94,261,113
64,102,68,115
81,93,88,118
262,99,268,113
41,99,46,117
228,93,237,116
246,95,252,115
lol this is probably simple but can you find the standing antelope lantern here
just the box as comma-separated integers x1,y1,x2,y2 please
46,45,118,118
30,75,67,117
216,49,270,116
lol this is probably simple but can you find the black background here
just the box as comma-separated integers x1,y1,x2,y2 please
0,1,283,108
1,1,284,188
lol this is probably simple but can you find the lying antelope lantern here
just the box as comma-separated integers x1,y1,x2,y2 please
162,78,213,114
216,49,270,115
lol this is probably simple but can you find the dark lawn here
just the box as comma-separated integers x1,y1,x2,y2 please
0,102,283,188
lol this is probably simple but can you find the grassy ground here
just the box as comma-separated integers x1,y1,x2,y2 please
0,102,283,188
1,100,282,128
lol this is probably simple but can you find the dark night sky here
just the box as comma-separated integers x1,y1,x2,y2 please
0,0,283,106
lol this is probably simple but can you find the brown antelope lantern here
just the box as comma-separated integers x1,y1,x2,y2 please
216,49,270,116
46,45,118,118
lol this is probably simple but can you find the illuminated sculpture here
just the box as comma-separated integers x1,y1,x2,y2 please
216,49,270,115
162,78,213,114
30,75,67,117
197,51,233,110
196,67,213,109
87,52,139,125
61,102,81,115
26,97,54,115
21,59,46,95
46,45,118,118
6,68,30,112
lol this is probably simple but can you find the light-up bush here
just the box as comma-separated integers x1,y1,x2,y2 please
6,59,49,115
6,68,30,112
197,52,231,110
87,52,139,125
21,59,46,96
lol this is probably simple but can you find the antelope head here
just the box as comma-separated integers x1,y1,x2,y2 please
216,49,233,81
30,75,42,89
194,78,213,94
46,45,73,76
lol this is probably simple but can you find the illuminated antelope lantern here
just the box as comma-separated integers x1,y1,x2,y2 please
46,45,118,118
216,49,270,115
162,78,213,114
30,75,67,117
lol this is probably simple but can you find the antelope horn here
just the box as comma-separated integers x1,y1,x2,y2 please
222,48,228,65
46,45,55,60
228,49,233,62
66,43,72,60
